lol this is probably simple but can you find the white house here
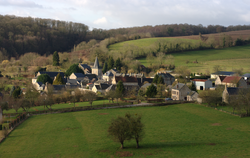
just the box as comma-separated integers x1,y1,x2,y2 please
192,79,213,90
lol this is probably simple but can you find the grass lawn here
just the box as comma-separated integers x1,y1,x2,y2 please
1,103,250,157
139,45,250,73
108,37,200,51
3,99,122,114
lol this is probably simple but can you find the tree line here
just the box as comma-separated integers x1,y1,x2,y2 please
1,15,250,59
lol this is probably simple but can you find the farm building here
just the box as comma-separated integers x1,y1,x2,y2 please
210,71,235,79
192,79,213,90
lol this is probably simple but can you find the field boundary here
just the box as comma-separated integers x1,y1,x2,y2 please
0,115,29,144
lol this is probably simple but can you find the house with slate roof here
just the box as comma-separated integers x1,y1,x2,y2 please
79,63,91,74
222,86,240,103
103,68,118,83
171,83,191,100
157,73,175,85
221,76,247,88
92,83,110,94
192,79,212,90
69,73,85,80
187,91,199,101
112,76,139,91
211,71,236,79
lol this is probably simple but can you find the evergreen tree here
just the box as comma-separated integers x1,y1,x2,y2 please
116,80,125,94
102,61,108,74
114,58,122,71
53,51,59,66
189,82,197,92
65,64,84,77
153,74,159,84
157,76,164,84
145,84,157,98
37,74,53,84
53,73,65,85
108,57,114,70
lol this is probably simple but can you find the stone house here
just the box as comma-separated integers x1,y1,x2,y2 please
187,91,199,101
79,63,91,74
112,76,139,91
192,79,213,90
157,73,175,85
222,87,239,103
171,83,191,101
221,76,247,88
69,73,85,80
215,76,226,85
103,69,118,83
92,83,110,94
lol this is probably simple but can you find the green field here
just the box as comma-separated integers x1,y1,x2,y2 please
3,100,121,114
108,37,199,51
1,103,250,158
139,45,250,73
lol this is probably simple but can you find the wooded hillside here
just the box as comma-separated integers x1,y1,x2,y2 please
1,15,250,59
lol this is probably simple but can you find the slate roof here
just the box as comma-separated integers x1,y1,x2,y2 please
158,73,175,78
106,85,116,91
72,73,85,78
243,73,250,78
115,76,138,83
93,56,100,69
226,87,239,95
37,82,44,87
137,78,154,87
222,76,242,83
211,71,235,76
38,72,64,78
94,83,110,90
172,83,186,90
104,71,115,76
79,64,91,71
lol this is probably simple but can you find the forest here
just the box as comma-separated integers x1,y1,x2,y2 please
1,14,250,60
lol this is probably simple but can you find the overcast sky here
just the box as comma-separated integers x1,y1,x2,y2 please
0,0,250,30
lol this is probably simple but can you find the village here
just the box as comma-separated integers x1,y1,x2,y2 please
30,56,250,105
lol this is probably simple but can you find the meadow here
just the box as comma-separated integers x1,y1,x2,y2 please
139,45,250,73
1,103,250,158
108,37,199,51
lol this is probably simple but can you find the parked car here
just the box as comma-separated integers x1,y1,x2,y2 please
165,98,173,101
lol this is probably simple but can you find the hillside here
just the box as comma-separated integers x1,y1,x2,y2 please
139,45,250,73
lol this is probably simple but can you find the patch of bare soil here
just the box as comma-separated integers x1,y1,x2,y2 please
116,151,133,157
73,145,78,147
99,113,109,115
208,143,216,146
211,123,222,126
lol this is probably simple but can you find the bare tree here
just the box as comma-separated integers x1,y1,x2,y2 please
84,91,97,106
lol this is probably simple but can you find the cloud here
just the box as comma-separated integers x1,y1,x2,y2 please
0,0,43,8
93,17,107,24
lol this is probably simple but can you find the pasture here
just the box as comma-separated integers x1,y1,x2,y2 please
1,103,250,158
139,45,250,73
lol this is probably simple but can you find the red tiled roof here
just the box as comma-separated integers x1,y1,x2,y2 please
115,76,138,83
192,79,207,82
222,76,242,83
